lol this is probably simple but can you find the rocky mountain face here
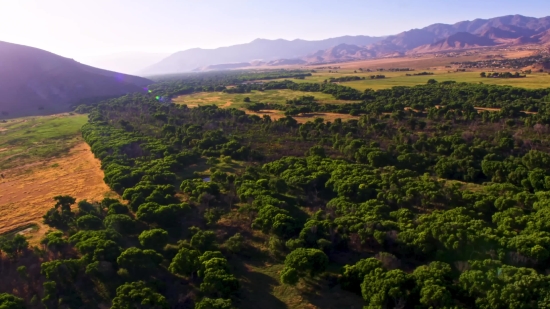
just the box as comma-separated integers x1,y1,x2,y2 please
0,41,152,118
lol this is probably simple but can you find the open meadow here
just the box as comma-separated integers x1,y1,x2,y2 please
0,114,113,241
275,70,550,91
172,89,358,108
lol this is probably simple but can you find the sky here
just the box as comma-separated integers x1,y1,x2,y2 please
0,0,548,59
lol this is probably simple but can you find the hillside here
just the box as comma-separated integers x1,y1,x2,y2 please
0,41,152,118
412,32,497,53
367,14,550,56
140,36,383,75
144,15,550,73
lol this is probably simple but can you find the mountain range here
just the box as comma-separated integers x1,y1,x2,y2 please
140,36,383,75
141,14,550,75
0,41,152,118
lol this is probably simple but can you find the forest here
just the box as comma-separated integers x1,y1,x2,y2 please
4,70,550,308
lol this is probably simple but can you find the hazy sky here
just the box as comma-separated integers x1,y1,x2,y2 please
0,0,548,58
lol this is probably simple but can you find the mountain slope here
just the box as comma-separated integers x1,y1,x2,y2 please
0,41,152,118
413,32,497,53
140,36,383,75
366,15,550,56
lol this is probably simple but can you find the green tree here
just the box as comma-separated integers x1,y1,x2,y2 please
169,247,201,277
195,298,233,309
117,247,163,275
76,214,103,230
280,248,328,285
0,293,25,309
224,233,244,254
111,281,169,309
361,268,413,309
138,229,169,251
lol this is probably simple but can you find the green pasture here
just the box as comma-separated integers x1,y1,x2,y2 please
173,89,357,108
0,113,88,169
280,70,550,91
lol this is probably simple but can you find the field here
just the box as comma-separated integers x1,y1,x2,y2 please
172,89,358,108
0,113,88,169
276,71,550,91
0,114,114,241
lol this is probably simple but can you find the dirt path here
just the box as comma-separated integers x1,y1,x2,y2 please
0,142,114,235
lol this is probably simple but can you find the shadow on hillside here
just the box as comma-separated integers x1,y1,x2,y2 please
231,258,287,309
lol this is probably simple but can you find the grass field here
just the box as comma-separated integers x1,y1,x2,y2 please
278,71,550,91
0,113,114,242
173,89,357,108
0,113,88,169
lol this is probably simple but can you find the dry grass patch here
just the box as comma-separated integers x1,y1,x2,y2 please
243,109,360,123
0,142,115,236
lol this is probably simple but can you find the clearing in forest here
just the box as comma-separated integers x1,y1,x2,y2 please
0,142,114,236
0,113,114,239
173,89,355,108
0,113,88,169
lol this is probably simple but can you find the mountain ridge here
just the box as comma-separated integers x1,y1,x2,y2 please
0,41,152,118
140,35,384,75
143,14,550,73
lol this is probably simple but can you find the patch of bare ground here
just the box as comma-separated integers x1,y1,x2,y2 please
242,109,360,123
0,142,115,235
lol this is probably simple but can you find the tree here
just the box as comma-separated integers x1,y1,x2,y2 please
224,233,244,254
76,214,103,230
117,247,163,275
341,258,383,293
111,281,169,309
190,229,217,251
41,231,68,253
195,298,233,309
169,247,201,277
138,229,169,251
0,293,25,309
280,248,328,285
104,214,137,234
200,269,240,298
361,268,413,309
243,97,251,103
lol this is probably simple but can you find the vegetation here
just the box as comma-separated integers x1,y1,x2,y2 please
0,114,88,169
6,70,550,308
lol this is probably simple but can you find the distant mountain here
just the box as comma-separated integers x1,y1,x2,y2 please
365,15,550,56
412,32,497,53
287,15,550,64
78,52,170,75
304,43,376,63
140,36,383,75
0,41,152,118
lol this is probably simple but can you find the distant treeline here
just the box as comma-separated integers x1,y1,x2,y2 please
480,72,527,79
147,70,312,98
327,76,365,83
406,72,434,76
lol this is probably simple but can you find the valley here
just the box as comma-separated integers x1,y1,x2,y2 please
2,7,550,309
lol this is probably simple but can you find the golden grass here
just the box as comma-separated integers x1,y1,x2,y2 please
0,142,115,236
